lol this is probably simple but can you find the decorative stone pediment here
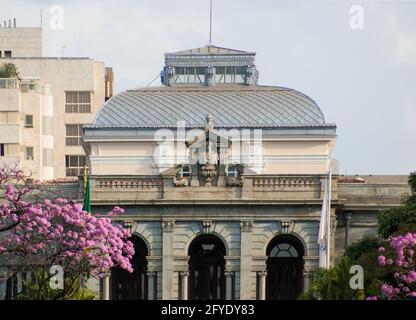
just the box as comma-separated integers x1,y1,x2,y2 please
240,220,253,232
280,220,292,234
162,220,175,232
202,220,213,234
123,220,135,233
173,176,189,187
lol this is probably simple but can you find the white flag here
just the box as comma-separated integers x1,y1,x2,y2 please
318,171,328,268
318,165,332,268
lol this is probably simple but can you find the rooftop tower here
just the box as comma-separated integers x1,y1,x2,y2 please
160,45,259,87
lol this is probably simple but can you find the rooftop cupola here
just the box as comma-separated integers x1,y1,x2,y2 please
160,45,259,87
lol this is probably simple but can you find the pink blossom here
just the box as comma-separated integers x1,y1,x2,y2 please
0,168,134,279
374,232,416,300
378,255,386,266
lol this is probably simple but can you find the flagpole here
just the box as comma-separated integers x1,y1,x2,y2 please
318,170,328,268
83,165,88,194
82,165,91,213
318,158,332,268
326,166,332,267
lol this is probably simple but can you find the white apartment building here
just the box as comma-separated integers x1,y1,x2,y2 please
0,22,113,180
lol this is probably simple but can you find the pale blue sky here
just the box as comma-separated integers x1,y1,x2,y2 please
1,0,416,174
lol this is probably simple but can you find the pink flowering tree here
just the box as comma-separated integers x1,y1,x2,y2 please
0,166,134,299
367,233,416,300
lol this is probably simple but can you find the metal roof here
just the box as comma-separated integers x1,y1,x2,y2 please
88,86,334,129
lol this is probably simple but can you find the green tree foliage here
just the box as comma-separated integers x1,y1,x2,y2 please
344,234,382,261
0,63,19,78
378,202,416,238
343,235,389,297
305,172,416,299
377,171,416,238
408,171,416,203
13,270,95,300
301,256,365,300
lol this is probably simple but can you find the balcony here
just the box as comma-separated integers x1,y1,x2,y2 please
0,78,20,112
0,78,40,92
84,174,335,204
249,175,323,200
20,78,40,93
0,78,19,89
89,176,163,202
0,125,20,143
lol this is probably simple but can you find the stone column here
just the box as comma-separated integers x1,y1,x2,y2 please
258,271,267,300
162,220,175,300
225,271,234,300
303,270,312,295
240,220,253,299
180,271,189,300
344,212,352,249
102,274,110,300
147,272,156,300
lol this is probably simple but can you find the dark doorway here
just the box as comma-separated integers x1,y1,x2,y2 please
188,234,226,300
266,235,304,300
111,236,148,300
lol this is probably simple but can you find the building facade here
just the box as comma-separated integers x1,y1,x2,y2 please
0,24,113,180
80,45,411,300
0,38,411,300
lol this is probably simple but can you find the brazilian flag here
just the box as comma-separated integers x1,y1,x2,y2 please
83,173,91,213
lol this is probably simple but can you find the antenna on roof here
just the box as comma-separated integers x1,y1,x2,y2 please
208,0,213,47
40,9,43,28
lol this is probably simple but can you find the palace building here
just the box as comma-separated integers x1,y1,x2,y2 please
0,42,410,300
81,45,410,300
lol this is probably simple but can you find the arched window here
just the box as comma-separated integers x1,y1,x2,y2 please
188,235,227,300
265,235,305,300
269,243,299,258
111,235,149,300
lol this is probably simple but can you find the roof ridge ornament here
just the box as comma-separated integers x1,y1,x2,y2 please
205,113,214,131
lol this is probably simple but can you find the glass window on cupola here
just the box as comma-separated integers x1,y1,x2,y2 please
175,67,206,84
215,66,246,84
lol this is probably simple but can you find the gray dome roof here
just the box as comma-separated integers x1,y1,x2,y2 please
90,86,332,129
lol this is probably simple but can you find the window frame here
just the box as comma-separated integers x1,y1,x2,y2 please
65,155,86,176
25,146,34,161
65,124,83,146
24,115,34,128
65,91,92,114
226,166,239,178
269,243,299,258
178,166,191,178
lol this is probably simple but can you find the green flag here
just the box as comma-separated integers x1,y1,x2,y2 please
83,174,91,213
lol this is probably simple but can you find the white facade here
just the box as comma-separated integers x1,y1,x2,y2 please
0,25,110,180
